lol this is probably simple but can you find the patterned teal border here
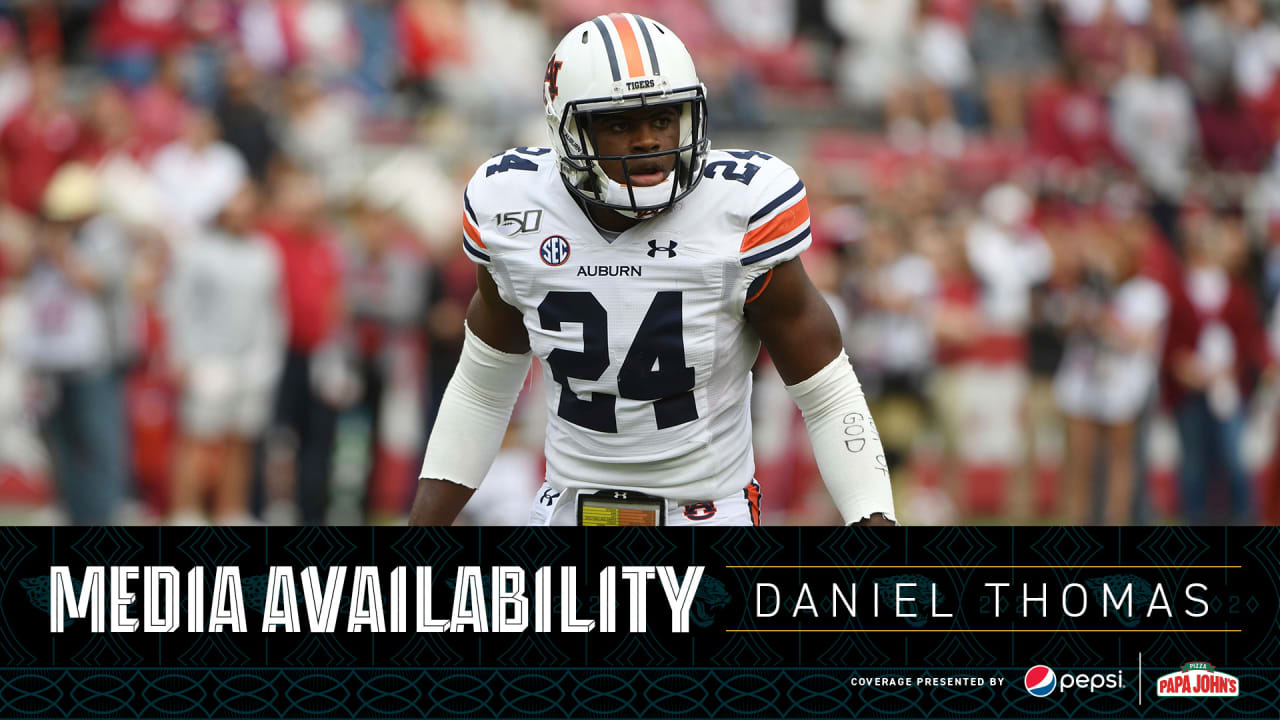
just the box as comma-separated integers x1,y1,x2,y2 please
0,668,1274,718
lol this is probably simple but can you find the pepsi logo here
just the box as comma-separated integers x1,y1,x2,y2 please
1025,666,1056,697
540,235,570,266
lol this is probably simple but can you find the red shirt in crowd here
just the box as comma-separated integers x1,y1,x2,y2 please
396,0,467,80
134,82,190,157
1197,101,1269,173
0,105,85,214
934,273,984,366
1133,228,1204,411
1029,79,1116,170
1193,278,1271,398
261,220,344,353
93,0,188,56
1156,270,1270,410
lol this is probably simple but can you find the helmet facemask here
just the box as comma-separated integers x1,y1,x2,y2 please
556,85,709,219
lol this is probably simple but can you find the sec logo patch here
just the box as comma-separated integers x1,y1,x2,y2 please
540,235,570,266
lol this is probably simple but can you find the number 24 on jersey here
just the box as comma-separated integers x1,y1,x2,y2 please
540,290,697,433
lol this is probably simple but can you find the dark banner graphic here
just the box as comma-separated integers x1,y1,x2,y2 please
0,526,1274,718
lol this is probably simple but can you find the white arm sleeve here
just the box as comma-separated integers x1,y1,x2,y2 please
419,323,533,489
786,351,898,525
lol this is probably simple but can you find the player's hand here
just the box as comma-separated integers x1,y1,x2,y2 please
849,512,895,526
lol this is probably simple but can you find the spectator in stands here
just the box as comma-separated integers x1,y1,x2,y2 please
441,0,553,142
150,108,248,233
908,0,977,149
851,214,937,472
82,84,140,165
281,71,360,201
1184,0,1236,100
134,50,192,159
1228,0,1280,127
920,211,984,522
961,183,1051,516
238,0,356,79
970,0,1055,135
184,0,240,108
214,52,279,183
1110,35,1197,242
92,0,188,89
261,166,348,525
1029,56,1117,179
1060,0,1147,93
709,0,798,54
421,242,475,437
1149,0,1192,81
0,160,32,279
827,0,919,122
19,164,136,524
341,194,428,521
1055,210,1169,523
0,19,30,134
1198,79,1269,174
0,59,86,217
967,183,1052,342
1267,292,1280,523
166,181,284,525
1175,210,1269,523
394,0,469,107
349,0,400,115
1248,134,1280,251
82,84,168,234
1024,200,1084,520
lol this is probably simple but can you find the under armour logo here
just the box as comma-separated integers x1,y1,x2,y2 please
539,487,561,506
647,239,677,258
613,491,628,500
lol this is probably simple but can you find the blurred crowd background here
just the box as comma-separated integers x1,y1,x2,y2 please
0,0,1279,526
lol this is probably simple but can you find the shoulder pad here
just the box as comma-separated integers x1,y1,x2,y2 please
707,150,810,267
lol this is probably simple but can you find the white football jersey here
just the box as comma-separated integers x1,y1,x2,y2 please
461,147,811,502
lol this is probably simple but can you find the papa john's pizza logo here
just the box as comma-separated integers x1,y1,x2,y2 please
1024,666,1057,697
540,235,570,266
1157,662,1239,697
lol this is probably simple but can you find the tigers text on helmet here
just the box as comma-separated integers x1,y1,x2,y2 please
544,13,709,219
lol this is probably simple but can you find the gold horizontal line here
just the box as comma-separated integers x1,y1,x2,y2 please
726,629,1241,633
723,565,1242,569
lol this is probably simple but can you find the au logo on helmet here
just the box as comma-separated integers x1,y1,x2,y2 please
545,54,563,100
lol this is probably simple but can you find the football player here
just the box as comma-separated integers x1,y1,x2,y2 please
410,14,895,526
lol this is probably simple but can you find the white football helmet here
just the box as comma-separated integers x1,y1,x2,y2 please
543,13,709,218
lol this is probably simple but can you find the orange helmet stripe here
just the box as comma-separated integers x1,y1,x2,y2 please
609,13,646,78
